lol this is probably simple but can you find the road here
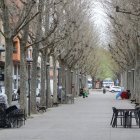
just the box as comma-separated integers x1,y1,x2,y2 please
0,90,140,140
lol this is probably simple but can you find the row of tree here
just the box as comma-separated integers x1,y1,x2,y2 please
99,0,140,101
0,0,101,115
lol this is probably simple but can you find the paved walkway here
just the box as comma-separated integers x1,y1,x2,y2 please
0,90,140,140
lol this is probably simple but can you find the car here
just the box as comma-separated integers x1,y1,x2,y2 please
109,86,122,92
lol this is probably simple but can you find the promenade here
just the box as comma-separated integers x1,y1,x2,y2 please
0,90,140,140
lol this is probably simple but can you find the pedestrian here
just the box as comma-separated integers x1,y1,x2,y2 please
0,86,8,109
79,88,83,96
126,90,131,99
120,90,129,99
103,87,106,94
83,87,88,98
116,91,122,99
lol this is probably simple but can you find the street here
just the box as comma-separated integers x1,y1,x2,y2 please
0,90,140,140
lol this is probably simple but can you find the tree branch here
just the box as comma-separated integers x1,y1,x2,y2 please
0,28,6,38
15,12,40,36
14,0,36,35
116,6,140,16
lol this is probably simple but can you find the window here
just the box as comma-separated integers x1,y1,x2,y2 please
14,65,17,75
13,42,17,53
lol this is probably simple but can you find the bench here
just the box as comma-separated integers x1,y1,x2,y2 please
0,105,26,128
36,102,46,112
135,102,140,107
130,99,136,103
7,109,26,128
37,105,46,112
53,102,59,107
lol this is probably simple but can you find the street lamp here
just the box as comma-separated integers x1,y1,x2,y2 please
71,70,74,103
46,62,50,108
26,57,33,116
65,68,67,103
116,6,139,16
57,67,62,103
71,70,74,95
131,68,135,92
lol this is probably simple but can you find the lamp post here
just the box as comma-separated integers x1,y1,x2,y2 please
46,62,50,108
57,67,62,103
65,68,67,103
71,70,74,95
131,68,135,93
26,57,33,116
71,70,74,103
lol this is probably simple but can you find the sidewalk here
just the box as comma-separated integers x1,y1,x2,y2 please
0,90,140,140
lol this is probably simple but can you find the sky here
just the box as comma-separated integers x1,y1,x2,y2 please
91,1,110,47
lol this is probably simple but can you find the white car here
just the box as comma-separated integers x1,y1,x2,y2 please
109,86,122,92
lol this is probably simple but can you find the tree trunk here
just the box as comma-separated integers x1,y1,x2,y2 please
134,23,140,102
30,45,39,114
52,57,58,103
72,71,76,97
18,25,29,116
134,59,140,103
20,39,28,114
1,0,13,106
4,38,13,105
40,53,46,106
30,0,44,114
59,62,66,103
92,76,95,89
66,69,71,96
75,70,80,96
46,55,52,107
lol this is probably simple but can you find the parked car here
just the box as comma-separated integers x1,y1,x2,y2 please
109,86,122,92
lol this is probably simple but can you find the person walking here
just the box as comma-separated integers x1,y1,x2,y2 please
83,87,88,98
103,87,106,94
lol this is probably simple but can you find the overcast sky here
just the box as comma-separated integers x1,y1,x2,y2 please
92,1,110,47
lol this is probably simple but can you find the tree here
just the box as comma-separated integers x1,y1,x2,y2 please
0,0,38,108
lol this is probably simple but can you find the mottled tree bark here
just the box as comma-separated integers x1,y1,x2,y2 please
20,24,29,114
40,53,46,106
46,56,52,107
4,38,13,105
52,56,58,103
30,0,44,114
1,0,13,105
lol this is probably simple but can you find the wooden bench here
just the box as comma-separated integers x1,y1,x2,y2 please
130,99,136,103
135,102,140,107
53,102,59,107
36,102,46,112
